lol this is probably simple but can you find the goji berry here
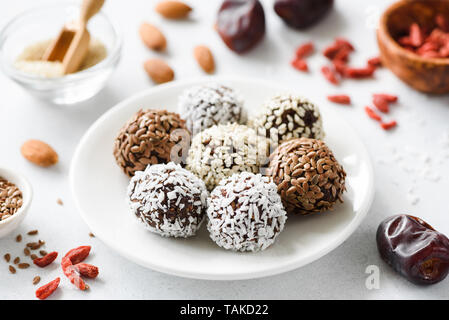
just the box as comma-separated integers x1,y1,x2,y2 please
321,66,339,85
345,65,375,78
33,251,58,268
295,42,314,59
291,58,308,72
327,94,351,104
373,95,389,113
367,56,381,67
61,257,87,291
333,46,352,62
381,120,397,130
436,14,449,32
332,59,347,76
335,37,355,51
75,263,99,279
364,106,382,122
64,246,91,264
373,93,398,103
35,277,60,300
409,23,424,47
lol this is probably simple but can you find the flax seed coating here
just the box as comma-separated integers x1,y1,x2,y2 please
113,109,191,177
250,94,324,148
127,162,208,238
268,138,346,215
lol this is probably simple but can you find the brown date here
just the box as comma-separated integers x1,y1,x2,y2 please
216,0,265,54
274,0,333,29
376,214,449,285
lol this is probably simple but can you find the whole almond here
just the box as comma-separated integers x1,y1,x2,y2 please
139,22,166,51
144,59,174,84
21,139,58,167
155,1,192,19
194,45,215,74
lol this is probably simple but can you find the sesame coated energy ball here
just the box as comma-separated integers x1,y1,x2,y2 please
250,93,324,147
178,83,246,135
268,138,346,215
207,172,287,252
114,109,190,177
127,162,208,238
186,123,270,190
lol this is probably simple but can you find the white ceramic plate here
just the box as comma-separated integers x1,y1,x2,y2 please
70,76,374,280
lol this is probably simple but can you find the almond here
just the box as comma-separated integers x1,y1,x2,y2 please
144,59,174,84
155,1,192,19
193,45,215,73
139,23,166,51
21,139,58,167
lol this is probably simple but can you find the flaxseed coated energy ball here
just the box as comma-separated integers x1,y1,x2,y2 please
251,94,324,147
186,123,269,190
268,138,346,215
207,172,287,252
178,83,245,135
127,162,208,238
114,109,190,177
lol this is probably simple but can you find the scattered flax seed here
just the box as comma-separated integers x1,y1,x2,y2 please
27,230,38,236
89,232,95,238
18,263,30,269
13,257,20,264
56,198,63,206
24,248,30,256
39,250,47,256
33,276,41,285
4,253,11,262
16,234,22,242
9,265,16,274
27,242,41,250
30,254,38,260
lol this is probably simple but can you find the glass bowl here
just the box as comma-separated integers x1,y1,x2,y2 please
0,2,121,105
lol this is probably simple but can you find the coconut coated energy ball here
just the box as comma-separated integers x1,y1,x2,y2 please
207,172,287,252
186,123,269,190
251,93,324,147
268,138,346,215
127,162,208,238
114,109,190,177
178,83,245,135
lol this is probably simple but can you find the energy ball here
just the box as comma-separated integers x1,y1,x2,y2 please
207,172,287,252
268,138,346,215
178,83,245,135
251,93,324,147
186,123,269,190
114,109,190,177
127,162,208,238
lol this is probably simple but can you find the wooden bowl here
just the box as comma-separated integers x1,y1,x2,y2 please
377,0,449,94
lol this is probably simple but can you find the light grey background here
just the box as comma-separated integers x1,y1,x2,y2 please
1,0,448,299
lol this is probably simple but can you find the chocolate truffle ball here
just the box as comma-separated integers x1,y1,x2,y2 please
178,83,245,135
207,172,287,252
114,109,190,177
127,162,208,238
268,138,346,215
251,94,324,147
186,124,269,190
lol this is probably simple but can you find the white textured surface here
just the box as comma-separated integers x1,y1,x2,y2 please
0,0,448,299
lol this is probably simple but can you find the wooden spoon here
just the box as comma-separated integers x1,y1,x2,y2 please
43,0,105,75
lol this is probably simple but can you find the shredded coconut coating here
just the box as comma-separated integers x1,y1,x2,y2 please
186,124,270,190
207,172,287,252
127,162,208,238
178,83,246,135
250,93,325,147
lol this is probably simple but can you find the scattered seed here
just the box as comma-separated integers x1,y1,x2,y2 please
9,265,16,274
30,254,38,260
4,253,11,262
24,248,30,256
33,276,41,285
89,233,95,238
18,263,30,269
16,234,22,242
39,250,47,256
27,230,38,236
13,257,20,264
56,198,63,206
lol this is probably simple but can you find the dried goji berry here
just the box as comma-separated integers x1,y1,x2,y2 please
332,59,347,76
61,257,87,291
373,95,389,113
35,277,60,300
333,46,352,62
327,94,351,104
345,65,375,78
291,58,308,72
436,14,449,32
33,251,58,268
295,42,314,59
373,93,398,103
409,23,424,47
364,106,382,122
335,37,355,51
321,66,339,85
75,263,99,279
381,120,397,130
64,246,91,265
367,56,381,67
